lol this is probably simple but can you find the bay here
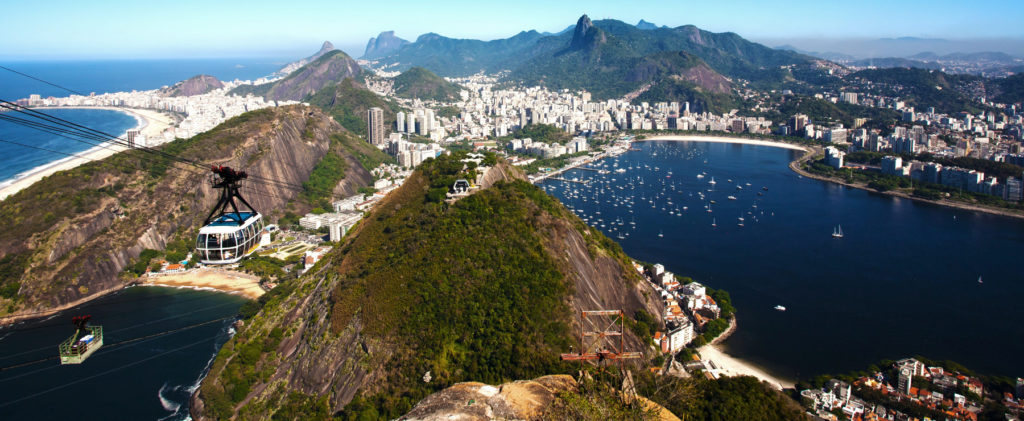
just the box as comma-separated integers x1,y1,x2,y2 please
539,139,1024,380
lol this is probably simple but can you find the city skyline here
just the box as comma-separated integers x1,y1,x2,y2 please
3,0,1024,60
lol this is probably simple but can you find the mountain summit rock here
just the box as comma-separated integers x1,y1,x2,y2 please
570,14,606,50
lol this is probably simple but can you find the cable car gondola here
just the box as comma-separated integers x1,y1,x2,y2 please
60,315,103,364
196,166,264,265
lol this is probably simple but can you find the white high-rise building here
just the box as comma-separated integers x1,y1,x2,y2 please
396,111,406,133
406,112,416,134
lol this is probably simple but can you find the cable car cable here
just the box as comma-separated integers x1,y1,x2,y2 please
0,315,235,375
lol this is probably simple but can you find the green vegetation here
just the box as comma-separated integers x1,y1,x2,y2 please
805,159,1024,211
850,68,987,114
547,374,658,420
237,255,296,282
513,123,572,144
392,67,464,102
992,73,1024,104
434,105,460,119
759,95,900,131
326,155,582,417
635,372,809,421
520,151,589,175
305,78,402,134
301,144,348,210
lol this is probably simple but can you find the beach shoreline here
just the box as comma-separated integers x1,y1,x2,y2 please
140,268,265,300
0,106,176,200
643,134,810,152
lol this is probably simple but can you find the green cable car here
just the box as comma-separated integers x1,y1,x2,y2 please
59,315,103,364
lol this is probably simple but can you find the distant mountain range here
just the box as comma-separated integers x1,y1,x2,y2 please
362,15,818,110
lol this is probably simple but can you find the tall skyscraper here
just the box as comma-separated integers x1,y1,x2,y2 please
367,107,384,146
396,111,406,133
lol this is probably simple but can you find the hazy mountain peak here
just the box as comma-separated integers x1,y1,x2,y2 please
636,19,663,30
362,30,410,59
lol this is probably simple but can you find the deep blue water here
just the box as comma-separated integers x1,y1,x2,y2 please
0,108,138,183
0,287,245,420
540,140,1024,380
0,58,287,100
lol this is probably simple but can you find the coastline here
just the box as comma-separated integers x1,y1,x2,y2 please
787,150,1024,221
644,134,1024,221
140,268,264,300
1,268,260,326
0,283,125,326
0,106,175,200
643,134,810,152
694,317,795,390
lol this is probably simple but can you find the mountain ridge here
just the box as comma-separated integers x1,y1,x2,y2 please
193,153,664,419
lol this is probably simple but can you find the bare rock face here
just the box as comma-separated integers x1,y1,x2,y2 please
166,74,224,97
569,14,607,51
402,375,578,421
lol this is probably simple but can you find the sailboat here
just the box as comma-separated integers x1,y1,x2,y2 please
832,225,844,238
658,230,664,238
711,218,717,227
978,276,983,284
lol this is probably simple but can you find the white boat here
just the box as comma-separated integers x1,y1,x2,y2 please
978,276,983,284
832,225,844,238
774,305,786,311
658,230,664,238
727,195,737,200
711,218,717,227
708,177,716,185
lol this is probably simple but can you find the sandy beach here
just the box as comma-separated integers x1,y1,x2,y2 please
0,106,176,200
142,268,265,300
696,343,795,390
644,134,811,152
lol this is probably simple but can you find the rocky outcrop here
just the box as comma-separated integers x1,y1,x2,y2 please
0,105,376,318
265,50,362,102
166,74,224,97
569,14,607,51
362,31,409,59
403,375,578,420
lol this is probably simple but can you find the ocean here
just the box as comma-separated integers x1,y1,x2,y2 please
539,139,1024,380
0,58,287,100
0,287,246,420
0,108,139,183
0,58,287,186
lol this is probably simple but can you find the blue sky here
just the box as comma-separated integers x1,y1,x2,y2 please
2,0,1023,59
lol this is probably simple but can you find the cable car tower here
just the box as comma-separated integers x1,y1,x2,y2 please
195,166,265,265
560,310,642,369
59,315,103,364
